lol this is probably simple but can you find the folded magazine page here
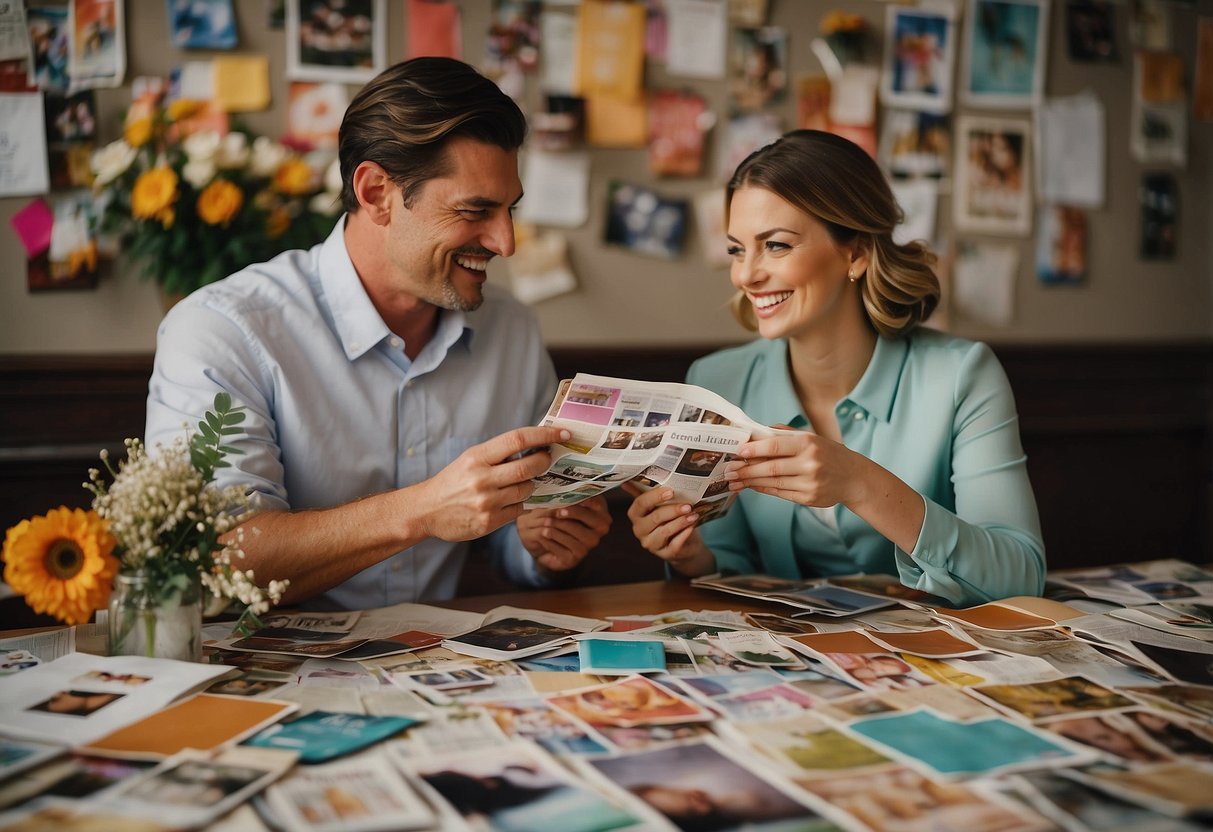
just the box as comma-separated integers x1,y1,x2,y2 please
527,372,789,520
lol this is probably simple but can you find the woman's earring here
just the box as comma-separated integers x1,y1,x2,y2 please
848,270,858,283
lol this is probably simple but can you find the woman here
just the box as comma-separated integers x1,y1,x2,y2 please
627,130,1044,607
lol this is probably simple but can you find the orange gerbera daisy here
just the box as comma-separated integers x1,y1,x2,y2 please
3,508,119,626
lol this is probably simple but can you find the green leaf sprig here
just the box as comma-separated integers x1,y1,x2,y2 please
190,392,247,483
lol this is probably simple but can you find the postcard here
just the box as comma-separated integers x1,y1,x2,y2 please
330,631,444,662
582,735,850,830
545,675,712,729
0,752,154,808
0,737,64,783
969,676,1138,723
442,617,580,660
1042,711,1191,764
0,653,232,746
863,628,983,659
848,707,1097,779
244,710,420,763
797,764,1046,830
80,693,296,760
960,0,1049,109
881,4,956,113
286,0,385,84
1062,761,1213,817
398,668,495,693
98,746,296,828
478,697,611,756
716,712,891,777
715,630,803,667
712,683,818,723
407,739,640,831
205,670,294,697
576,637,666,675
265,749,434,832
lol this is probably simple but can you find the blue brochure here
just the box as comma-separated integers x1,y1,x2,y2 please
243,710,419,763
577,638,666,674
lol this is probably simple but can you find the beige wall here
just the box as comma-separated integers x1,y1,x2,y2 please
1,0,1210,354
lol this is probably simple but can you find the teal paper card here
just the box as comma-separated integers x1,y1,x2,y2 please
578,639,666,672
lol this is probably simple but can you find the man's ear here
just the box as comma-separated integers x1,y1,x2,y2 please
350,162,395,226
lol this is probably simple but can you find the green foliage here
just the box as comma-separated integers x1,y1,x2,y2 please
189,392,247,483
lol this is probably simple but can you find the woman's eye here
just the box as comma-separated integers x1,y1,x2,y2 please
765,240,789,252
726,246,742,257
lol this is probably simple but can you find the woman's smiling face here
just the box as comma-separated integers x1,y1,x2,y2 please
726,185,863,342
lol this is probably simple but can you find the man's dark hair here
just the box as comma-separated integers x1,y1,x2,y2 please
338,57,527,212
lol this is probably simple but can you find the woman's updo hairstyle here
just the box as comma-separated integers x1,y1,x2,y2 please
726,129,940,338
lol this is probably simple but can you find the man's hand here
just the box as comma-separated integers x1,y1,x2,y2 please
517,496,612,575
412,426,570,542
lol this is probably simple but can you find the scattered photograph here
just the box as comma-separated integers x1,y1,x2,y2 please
546,675,710,728
971,676,1137,722
29,689,124,718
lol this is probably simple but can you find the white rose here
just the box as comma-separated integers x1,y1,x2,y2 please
182,129,222,163
91,140,137,186
323,156,342,195
310,191,341,216
216,133,249,169
182,158,217,189
250,136,289,177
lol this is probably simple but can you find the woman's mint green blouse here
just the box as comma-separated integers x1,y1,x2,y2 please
687,330,1045,607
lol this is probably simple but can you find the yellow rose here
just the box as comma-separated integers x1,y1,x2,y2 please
124,117,153,148
272,159,314,196
265,206,290,238
166,98,204,122
197,179,244,226
131,167,180,221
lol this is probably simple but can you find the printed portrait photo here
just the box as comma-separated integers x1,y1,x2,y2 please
286,0,386,83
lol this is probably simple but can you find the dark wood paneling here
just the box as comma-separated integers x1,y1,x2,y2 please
3,342,1211,605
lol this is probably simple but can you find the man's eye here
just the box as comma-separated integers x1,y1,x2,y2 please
460,208,488,219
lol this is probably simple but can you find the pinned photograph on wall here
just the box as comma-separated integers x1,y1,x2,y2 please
881,4,956,114
796,73,831,131
1196,18,1213,122
960,0,1049,109
1036,205,1087,284
167,0,238,50
1140,173,1177,260
954,239,1018,327
648,89,711,177
828,65,879,158
1129,0,1169,50
284,81,346,150
1130,51,1187,166
43,90,97,189
28,191,102,292
27,6,70,92
485,1,541,80
286,0,385,84
406,0,462,60
953,114,1032,236
507,225,578,305
729,26,788,113
879,109,951,181
1065,0,1117,62
532,94,584,151
604,181,689,260
68,0,127,91
693,188,731,269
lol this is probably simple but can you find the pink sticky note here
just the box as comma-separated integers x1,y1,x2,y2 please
10,198,54,259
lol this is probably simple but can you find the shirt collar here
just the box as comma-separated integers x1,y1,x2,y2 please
847,335,907,423
319,216,392,362
756,335,907,427
319,217,476,362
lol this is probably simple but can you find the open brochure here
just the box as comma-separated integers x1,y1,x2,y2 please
527,372,790,520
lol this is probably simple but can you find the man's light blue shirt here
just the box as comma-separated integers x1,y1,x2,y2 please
688,331,1046,607
146,218,557,609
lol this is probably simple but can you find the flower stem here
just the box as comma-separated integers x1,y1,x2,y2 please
143,610,156,658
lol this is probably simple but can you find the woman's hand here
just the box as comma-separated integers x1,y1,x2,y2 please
725,430,865,508
622,484,715,576
727,429,926,553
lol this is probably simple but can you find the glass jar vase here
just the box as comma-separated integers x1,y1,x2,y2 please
107,571,203,662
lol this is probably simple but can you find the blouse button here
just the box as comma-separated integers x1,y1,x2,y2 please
853,411,866,421
838,406,851,417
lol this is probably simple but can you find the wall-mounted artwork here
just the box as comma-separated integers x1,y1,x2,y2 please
961,0,1049,109
286,0,385,84
954,114,1033,236
881,5,956,114
604,182,689,260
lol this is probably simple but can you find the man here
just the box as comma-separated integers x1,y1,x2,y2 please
146,58,610,609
